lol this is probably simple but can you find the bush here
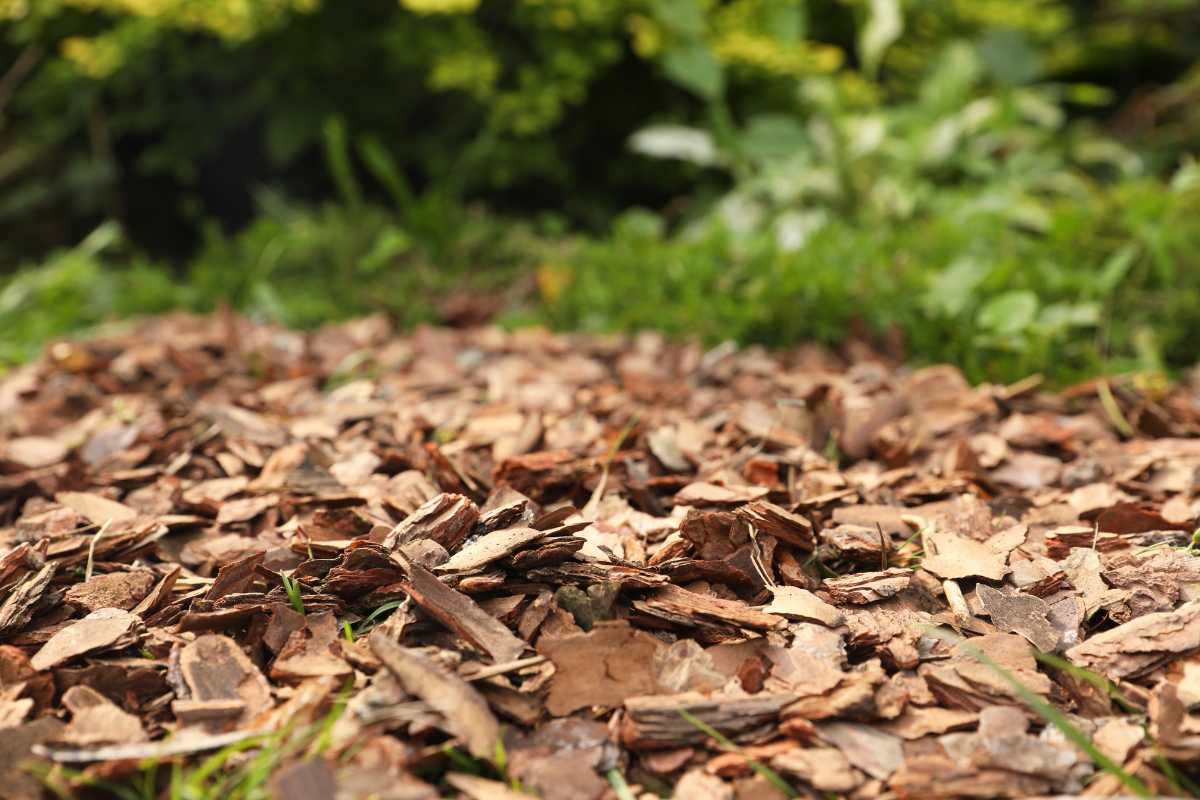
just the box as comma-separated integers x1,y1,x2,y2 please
3,0,1198,261
541,169,1200,384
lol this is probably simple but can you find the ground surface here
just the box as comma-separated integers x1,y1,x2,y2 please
3,313,1200,799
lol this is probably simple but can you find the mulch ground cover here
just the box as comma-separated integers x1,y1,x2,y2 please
4,312,1200,799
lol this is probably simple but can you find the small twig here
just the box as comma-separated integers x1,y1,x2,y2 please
461,655,547,682
84,520,112,582
999,372,1043,401
877,522,888,570
0,44,43,120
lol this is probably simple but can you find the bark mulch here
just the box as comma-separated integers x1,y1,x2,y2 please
3,312,1200,799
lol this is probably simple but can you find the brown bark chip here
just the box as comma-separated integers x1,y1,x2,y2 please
6,315,1200,795
539,621,663,715
30,608,141,671
370,634,500,760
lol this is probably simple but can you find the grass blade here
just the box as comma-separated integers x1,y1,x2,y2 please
606,768,637,800
677,708,798,797
1034,651,1140,714
951,638,1151,797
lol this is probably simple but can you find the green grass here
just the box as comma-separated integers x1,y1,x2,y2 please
1033,651,1140,714
353,598,406,637
677,708,798,798
3,172,1200,386
36,688,351,800
940,634,1152,797
280,574,305,616
436,737,527,795
605,768,638,800
540,177,1200,385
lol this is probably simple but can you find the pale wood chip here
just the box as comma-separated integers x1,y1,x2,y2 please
922,530,1008,581
1066,599,1200,679
977,584,1061,652
759,586,843,626
55,491,138,525
435,527,547,572
30,608,141,671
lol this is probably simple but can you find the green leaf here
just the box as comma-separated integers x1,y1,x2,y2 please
266,109,318,165
360,228,412,275
1095,244,1138,295
860,0,903,78
661,42,724,100
763,3,805,41
977,290,1039,335
739,115,808,162
1065,83,1114,107
925,257,990,317
650,0,706,38
919,42,982,111
322,116,362,208
976,29,1040,86
1039,302,1099,333
606,769,638,800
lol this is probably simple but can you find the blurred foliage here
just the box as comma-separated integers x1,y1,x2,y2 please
542,171,1200,383
0,122,543,362
5,0,1197,256
1,0,1199,381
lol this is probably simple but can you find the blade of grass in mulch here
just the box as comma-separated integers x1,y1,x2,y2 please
38,683,353,800
281,573,305,615
677,708,798,798
606,768,638,800
1037,652,1200,796
1034,651,1141,714
940,634,1152,798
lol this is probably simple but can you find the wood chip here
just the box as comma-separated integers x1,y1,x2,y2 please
401,561,526,664
383,493,479,552
539,621,663,715
922,530,1008,581
55,491,139,525
620,692,798,749
976,584,1060,652
370,634,499,759
435,527,547,573
11,314,1200,796
632,584,785,633
1065,599,1200,679
178,634,273,725
63,571,155,612
824,569,911,604
58,685,146,745
735,501,815,550
759,586,843,626
30,608,141,671
818,720,904,780
0,564,55,635
772,747,861,793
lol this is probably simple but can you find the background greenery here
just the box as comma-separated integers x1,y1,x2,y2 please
1,0,1198,381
